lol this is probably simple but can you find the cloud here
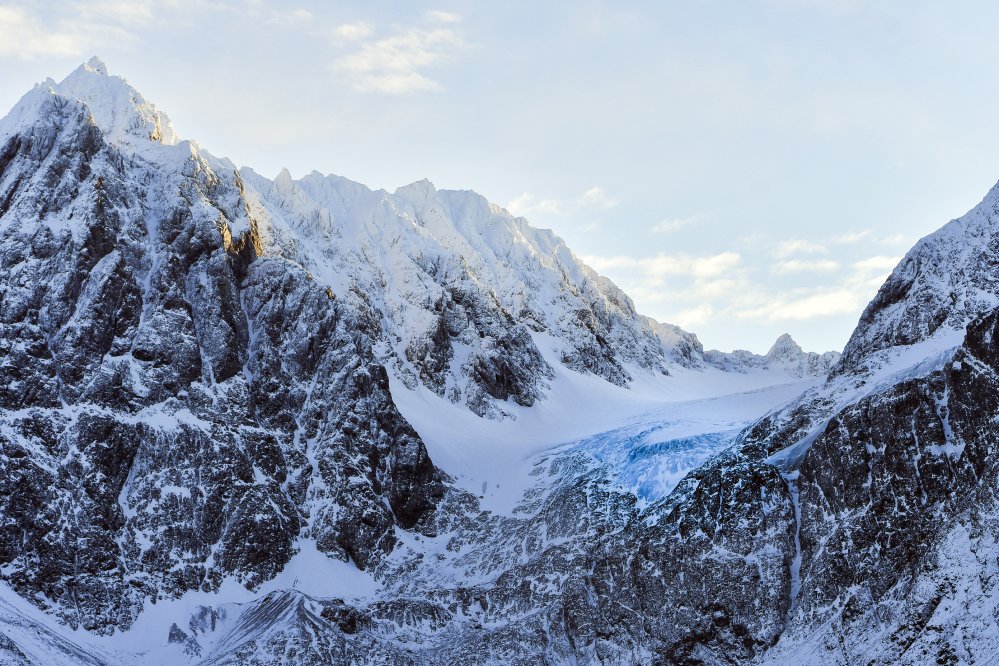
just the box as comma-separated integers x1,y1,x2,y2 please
506,192,562,216
580,186,617,209
831,230,873,244
506,186,618,218
737,253,900,322
0,4,104,59
580,251,747,332
85,1,156,25
580,242,904,339
877,233,910,246
773,258,839,274
333,21,464,94
831,229,913,247
775,239,828,257
652,217,695,234
0,7,76,59
333,21,374,41
584,251,741,280
674,304,715,328
0,0,192,60
207,2,318,27
425,9,461,24
853,255,901,272
737,288,863,321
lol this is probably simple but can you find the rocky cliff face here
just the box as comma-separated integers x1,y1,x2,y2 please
679,173,999,663
235,166,693,418
0,58,445,633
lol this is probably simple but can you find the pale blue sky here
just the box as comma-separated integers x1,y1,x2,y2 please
3,0,999,353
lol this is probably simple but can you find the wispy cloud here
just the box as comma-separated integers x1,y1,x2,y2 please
332,21,374,42
830,230,873,244
775,239,828,257
584,251,741,279
580,186,617,209
876,233,910,247
0,5,85,59
0,0,196,60
674,303,715,328
853,255,900,272
0,2,155,59
507,192,563,216
736,288,862,321
424,9,461,24
652,217,695,234
775,230,911,258
263,7,314,26
741,254,900,321
332,15,465,94
86,1,156,25
506,186,619,218
773,258,839,274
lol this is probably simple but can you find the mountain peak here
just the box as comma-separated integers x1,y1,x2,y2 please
766,333,802,359
395,178,438,201
47,57,179,146
84,55,109,76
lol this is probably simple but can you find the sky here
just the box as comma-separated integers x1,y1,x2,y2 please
3,1,999,354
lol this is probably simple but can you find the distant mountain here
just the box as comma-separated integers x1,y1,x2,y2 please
705,332,841,377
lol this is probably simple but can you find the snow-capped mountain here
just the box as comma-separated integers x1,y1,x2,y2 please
0,57,447,634
704,332,841,377
8,58,981,666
